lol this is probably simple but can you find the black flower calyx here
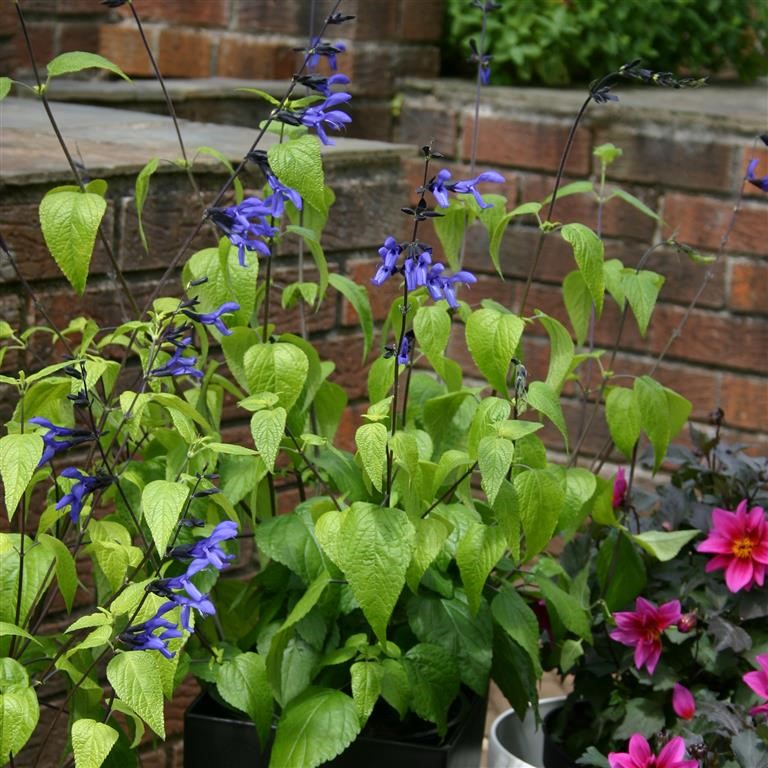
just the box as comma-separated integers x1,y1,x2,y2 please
327,12,355,24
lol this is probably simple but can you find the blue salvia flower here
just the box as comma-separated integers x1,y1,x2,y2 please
299,92,352,146
154,588,216,633
425,264,478,309
209,197,278,266
150,339,203,379
746,158,768,193
301,38,346,71
371,236,403,287
468,39,492,86
56,467,112,523
168,520,238,577
397,332,414,365
28,417,97,466
119,613,182,659
265,174,303,217
428,169,505,209
403,245,433,292
182,301,240,336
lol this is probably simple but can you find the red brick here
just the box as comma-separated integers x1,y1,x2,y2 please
742,144,768,198
118,0,230,28
399,0,444,41
462,115,592,175
720,373,768,432
396,103,458,155
729,258,768,314
158,28,213,78
216,34,284,79
236,0,313,35
596,126,739,194
316,332,369,399
57,22,101,57
138,746,167,768
23,0,104,14
0,35,19,76
343,0,399,40
395,44,441,79
15,21,55,70
99,23,157,77
662,192,768,256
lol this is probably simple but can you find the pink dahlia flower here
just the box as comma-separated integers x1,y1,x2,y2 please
672,683,696,720
609,597,681,675
743,653,768,717
608,734,698,768
612,467,628,509
696,499,768,592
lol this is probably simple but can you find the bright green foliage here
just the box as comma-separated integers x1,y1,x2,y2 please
71,719,119,768
526,381,569,449
270,688,359,768
216,653,273,747
46,51,129,81
632,529,699,562
0,78,11,101
605,386,642,458
596,530,646,611
268,135,327,216
39,184,107,294
515,469,564,559
491,586,543,677
328,274,373,361
0,433,43,518
477,437,514,505
355,422,388,491
0,658,39,764
350,661,383,726
403,644,459,737
562,270,593,345
332,503,415,642
456,522,506,614
244,342,308,411
622,268,665,336
561,223,604,316
134,158,159,253
106,653,165,738
141,481,188,556
250,407,287,472
466,307,524,395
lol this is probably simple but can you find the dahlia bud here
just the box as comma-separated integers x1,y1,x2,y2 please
677,612,697,633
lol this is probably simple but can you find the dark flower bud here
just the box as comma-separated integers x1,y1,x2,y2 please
192,488,220,498
189,276,208,287
274,110,303,127
63,365,83,379
709,408,725,427
326,12,355,24
677,612,697,633
179,517,206,527
101,0,129,7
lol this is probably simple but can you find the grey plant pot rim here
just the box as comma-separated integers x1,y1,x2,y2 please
489,696,568,768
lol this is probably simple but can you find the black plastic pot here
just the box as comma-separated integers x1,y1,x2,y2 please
184,688,487,768
541,707,578,768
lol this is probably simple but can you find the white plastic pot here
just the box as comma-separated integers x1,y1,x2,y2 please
487,697,566,768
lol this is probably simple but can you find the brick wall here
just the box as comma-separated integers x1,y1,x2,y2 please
3,0,443,140
391,79,768,455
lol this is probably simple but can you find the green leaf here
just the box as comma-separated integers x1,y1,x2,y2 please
355,422,388,492
0,622,39,645
515,469,564,558
402,644,459,736
0,534,55,625
632,530,699,562
609,187,660,221
594,143,623,165
603,258,626,309
350,661,383,726
433,201,469,271
562,270,592,345
221,328,260,392
405,517,450,592
477,437,514,506
236,87,281,106
413,304,452,369
268,135,326,216
72,719,119,768
621,269,665,336
141,480,188,557
250,407,286,473
407,592,492,695
535,576,592,641
270,688,359,768
0,78,12,101
337,503,415,642
596,530,646,611
491,586,543,676
664,387,692,442
380,658,410,718
286,225,329,301
537,314,575,395
527,380,569,450
456,522,506,614
0,658,39,764
46,51,129,81
255,514,324,584
614,698,664,741
134,158,159,253
39,186,107,294
605,387,641,459
0,433,43,518
328,273,373,362
216,653,273,747
465,308,524,395
106,653,165,738
541,180,594,204
561,223,604,315
634,376,670,472
244,342,308,411
558,468,597,534
38,534,78,612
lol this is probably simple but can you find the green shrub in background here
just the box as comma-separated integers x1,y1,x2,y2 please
444,0,768,85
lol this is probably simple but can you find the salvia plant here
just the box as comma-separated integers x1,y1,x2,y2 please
0,2,764,768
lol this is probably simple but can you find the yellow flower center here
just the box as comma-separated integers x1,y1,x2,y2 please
732,536,755,559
